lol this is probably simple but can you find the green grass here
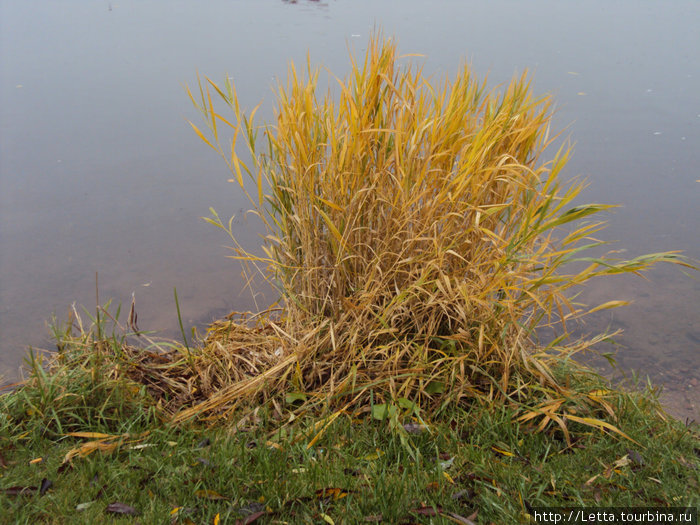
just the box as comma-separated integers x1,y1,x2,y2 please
2,372,698,524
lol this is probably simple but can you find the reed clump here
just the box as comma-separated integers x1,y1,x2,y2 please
176,33,695,429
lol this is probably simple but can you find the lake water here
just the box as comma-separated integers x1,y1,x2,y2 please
1,0,698,419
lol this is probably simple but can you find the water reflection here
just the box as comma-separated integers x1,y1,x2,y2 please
0,0,697,419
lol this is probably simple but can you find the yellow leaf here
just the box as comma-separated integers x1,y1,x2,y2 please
170,507,181,516
316,195,344,212
614,455,631,469
443,471,455,484
188,121,217,152
29,457,43,465
207,86,217,140
315,207,346,255
214,513,220,525
316,488,349,500
491,446,515,457
565,415,641,445
320,513,335,525
231,146,244,186
66,432,116,439
306,409,344,449
63,438,123,464
588,300,630,314
588,389,612,398
585,474,599,486
265,440,283,451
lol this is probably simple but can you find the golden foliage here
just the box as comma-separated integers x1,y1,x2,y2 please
176,33,694,434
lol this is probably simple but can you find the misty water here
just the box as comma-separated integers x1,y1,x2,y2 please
1,0,698,419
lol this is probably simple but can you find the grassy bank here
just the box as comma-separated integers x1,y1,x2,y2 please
1,343,698,524
1,310,698,524
2,32,698,523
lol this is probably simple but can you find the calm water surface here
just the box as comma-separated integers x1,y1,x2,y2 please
1,1,698,418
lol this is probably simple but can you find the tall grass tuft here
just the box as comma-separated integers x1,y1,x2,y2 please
182,34,690,431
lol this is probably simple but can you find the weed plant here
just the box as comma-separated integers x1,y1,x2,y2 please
0,303,159,436
182,33,690,431
2,32,698,524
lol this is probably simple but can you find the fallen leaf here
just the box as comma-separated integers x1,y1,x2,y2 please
446,510,478,524
491,446,514,457
412,505,442,516
63,439,121,464
613,455,631,469
76,501,95,511
316,487,349,500
39,478,52,496
2,486,37,496
451,489,473,502
105,502,140,515
171,507,196,519
235,510,266,525
403,423,428,434
236,501,265,515
130,443,156,450
29,457,43,465
57,462,73,474
66,432,116,440
195,457,214,467
626,449,644,467
440,457,455,469
265,440,283,451
320,513,335,525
